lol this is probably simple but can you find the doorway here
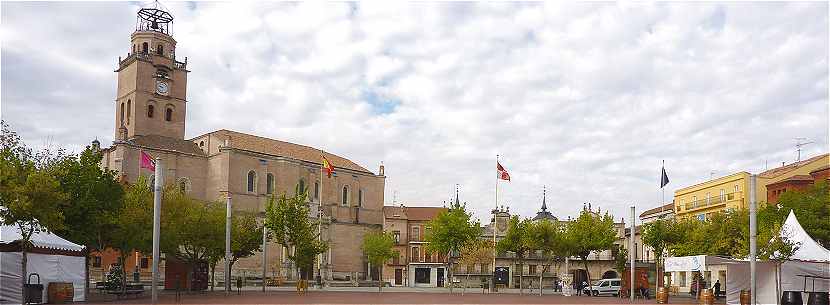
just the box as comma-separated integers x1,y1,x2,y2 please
395,269,403,286
437,268,445,287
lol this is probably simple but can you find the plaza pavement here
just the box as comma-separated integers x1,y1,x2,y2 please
86,286,713,304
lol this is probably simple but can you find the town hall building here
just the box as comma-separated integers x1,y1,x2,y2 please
97,6,386,284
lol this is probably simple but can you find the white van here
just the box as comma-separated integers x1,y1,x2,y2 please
584,278,621,296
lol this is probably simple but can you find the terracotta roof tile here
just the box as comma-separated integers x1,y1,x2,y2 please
131,134,205,156
638,203,674,218
383,206,447,221
758,154,829,178
199,130,373,174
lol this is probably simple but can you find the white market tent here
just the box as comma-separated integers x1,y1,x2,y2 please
725,211,830,305
0,223,87,304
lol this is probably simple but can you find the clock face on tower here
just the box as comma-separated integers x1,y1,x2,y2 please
156,81,169,95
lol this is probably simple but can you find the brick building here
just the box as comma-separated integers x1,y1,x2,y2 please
382,205,448,287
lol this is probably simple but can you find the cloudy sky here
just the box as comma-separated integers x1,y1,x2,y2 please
2,2,828,224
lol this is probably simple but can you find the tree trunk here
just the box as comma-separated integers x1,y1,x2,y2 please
21,248,28,304
447,252,453,294
120,253,128,295
463,273,468,296
539,264,545,296
583,257,591,296
518,259,523,295
210,263,216,292
378,265,383,293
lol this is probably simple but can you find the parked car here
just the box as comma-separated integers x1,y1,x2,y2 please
583,278,621,296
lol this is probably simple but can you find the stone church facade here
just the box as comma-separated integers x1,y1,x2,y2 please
99,7,385,282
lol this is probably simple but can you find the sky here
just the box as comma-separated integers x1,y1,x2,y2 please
2,2,828,224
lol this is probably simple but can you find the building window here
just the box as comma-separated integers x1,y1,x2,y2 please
156,44,163,56
341,186,349,206
142,42,148,54
140,257,149,269
93,256,102,268
411,247,420,262
165,107,173,121
392,251,400,265
679,272,687,287
411,226,420,241
314,182,320,202
529,264,537,275
247,170,256,193
147,104,154,118
393,231,400,244
358,188,364,207
720,189,725,202
735,185,740,192
266,173,274,195
298,179,306,196
119,102,125,125
482,263,490,274
706,192,710,205
126,100,131,125
199,141,204,147
178,178,190,193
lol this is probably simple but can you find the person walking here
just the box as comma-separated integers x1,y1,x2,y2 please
713,280,721,299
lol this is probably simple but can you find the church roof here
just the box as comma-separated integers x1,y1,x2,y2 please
200,129,373,174
131,134,205,156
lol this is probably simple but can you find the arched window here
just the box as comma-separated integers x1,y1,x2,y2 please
119,102,125,125
247,171,257,193
142,42,148,54
165,107,173,121
132,44,136,53
341,186,349,206
358,188,364,207
178,177,190,193
157,44,164,56
147,104,154,118
199,141,204,147
314,182,320,202
126,100,131,125
298,179,306,196
266,173,274,195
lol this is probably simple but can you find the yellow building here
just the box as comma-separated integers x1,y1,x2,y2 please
674,153,829,220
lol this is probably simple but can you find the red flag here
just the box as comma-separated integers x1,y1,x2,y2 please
497,162,510,181
322,156,335,178
140,151,156,172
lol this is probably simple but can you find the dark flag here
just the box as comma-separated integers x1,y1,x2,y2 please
661,161,670,188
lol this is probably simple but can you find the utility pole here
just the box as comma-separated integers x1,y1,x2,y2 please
629,206,636,303
151,158,163,304
225,194,232,296
749,175,757,305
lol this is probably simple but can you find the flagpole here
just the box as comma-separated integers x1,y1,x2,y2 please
151,157,162,304
492,154,498,293
659,160,665,288
317,150,324,289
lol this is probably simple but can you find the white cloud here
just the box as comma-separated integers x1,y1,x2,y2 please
2,2,827,224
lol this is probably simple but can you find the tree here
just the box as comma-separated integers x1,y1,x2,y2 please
362,231,396,292
776,181,830,248
264,185,327,282
528,219,569,296
641,217,684,287
110,176,153,294
160,188,225,291
424,203,480,294
566,208,616,293
205,212,262,291
0,121,67,302
458,239,493,295
497,216,533,295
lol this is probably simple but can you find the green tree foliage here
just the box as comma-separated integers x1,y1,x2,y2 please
424,204,480,293
641,217,684,286
362,231,396,292
51,146,124,251
457,239,493,295
566,209,616,289
612,245,628,276
775,182,830,248
497,216,533,294
111,175,153,293
264,185,327,280
0,121,67,300
205,211,262,291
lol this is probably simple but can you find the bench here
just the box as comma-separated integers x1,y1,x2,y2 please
105,284,144,299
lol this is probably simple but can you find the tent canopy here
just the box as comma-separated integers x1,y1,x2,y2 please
0,224,84,252
780,210,830,262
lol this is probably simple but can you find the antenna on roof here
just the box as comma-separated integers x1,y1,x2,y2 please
795,137,814,162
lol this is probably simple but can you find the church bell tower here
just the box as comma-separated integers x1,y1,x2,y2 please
114,5,189,140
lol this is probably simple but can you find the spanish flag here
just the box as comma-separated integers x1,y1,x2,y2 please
322,155,335,178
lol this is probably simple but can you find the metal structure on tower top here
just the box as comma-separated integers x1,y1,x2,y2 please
136,1,174,35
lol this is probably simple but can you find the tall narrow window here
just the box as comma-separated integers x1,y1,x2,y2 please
142,42,148,54
298,179,306,195
165,108,173,121
266,173,274,195
119,102,125,125
157,44,164,56
126,100,131,124
247,171,256,193
314,182,320,202
341,186,349,206
358,189,364,207
147,105,154,118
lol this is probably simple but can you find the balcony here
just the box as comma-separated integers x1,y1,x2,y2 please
684,191,742,211
116,52,187,71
